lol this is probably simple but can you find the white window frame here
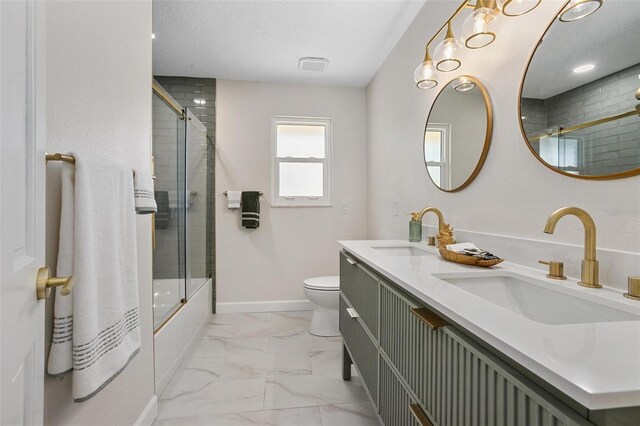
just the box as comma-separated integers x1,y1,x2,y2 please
424,123,451,189
271,116,332,207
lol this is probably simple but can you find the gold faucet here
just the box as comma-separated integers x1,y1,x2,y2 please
543,207,602,288
417,207,445,246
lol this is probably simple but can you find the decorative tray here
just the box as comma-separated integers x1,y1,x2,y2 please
438,247,504,268
436,223,504,268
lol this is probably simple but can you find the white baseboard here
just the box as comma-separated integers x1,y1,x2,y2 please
216,299,313,314
134,395,157,426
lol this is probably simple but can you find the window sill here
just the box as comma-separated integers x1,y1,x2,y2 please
271,199,332,208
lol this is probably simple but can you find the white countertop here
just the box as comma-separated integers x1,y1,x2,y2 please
339,240,640,410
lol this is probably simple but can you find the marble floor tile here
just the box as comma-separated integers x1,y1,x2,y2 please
271,311,313,329
170,350,312,387
269,330,342,354
187,336,270,359
208,312,273,325
319,402,379,426
265,352,313,376
309,350,342,376
264,375,368,410
154,406,323,426
158,378,265,419
202,321,306,339
168,356,227,387
186,338,226,358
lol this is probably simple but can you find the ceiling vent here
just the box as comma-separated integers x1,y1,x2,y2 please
298,57,329,72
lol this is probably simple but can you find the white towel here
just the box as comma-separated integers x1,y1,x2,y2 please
227,190,241,209
48,154,141,402
133,168,157,214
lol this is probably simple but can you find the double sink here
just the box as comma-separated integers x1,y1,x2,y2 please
370,244,640,326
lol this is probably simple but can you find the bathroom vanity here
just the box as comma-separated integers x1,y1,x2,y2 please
339,241,640,426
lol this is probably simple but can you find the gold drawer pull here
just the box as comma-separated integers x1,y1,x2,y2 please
409,403,433,426
410,307,448,330
36,267,74,300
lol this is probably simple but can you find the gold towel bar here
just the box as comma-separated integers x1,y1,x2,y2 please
223,191,264,196
46,153,76,164
45,153,136,176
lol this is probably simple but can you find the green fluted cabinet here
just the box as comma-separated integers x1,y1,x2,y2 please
339,251,631,426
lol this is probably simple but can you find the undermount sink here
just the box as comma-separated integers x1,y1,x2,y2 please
371,245,432,256
434,272,640,325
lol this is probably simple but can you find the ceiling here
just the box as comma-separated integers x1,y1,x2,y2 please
523,0,640,99
152,0,426,87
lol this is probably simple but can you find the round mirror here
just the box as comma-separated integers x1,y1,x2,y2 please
424,76,492,192
519,0,640,180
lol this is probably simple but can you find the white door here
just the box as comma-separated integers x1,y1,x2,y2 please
0,0,47,424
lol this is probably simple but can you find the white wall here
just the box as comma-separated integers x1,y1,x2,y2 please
44,1,155,425
216,80,367,306
366,1,640,262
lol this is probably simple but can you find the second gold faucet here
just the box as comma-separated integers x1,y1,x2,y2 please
543,207,603,288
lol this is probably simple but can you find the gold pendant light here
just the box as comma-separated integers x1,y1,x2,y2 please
461,0,500,49
434,23,463,72
497,0,541,17
559,0,603,22
413,48,438,89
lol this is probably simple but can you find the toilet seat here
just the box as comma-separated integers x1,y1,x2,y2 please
303,276,339,291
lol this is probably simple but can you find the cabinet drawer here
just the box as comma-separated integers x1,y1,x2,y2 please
339,295,378,404
379,356,424,426
340,252,379,338
379,282,592,426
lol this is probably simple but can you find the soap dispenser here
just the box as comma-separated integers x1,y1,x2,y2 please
409,212,422,242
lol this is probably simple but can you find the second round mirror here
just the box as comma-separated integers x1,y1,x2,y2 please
424,76,493,192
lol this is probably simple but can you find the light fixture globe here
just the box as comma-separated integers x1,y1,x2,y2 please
453,77,476,92
414,49,438,89
497,0,541,16
559,0,603,22
434,23,462,72
461,0,499,49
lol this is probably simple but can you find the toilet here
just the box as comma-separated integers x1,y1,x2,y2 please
303,276,340,337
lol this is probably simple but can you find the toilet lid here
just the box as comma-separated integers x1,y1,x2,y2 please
303,276,340,291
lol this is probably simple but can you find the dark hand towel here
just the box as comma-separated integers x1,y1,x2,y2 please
241,191,260,229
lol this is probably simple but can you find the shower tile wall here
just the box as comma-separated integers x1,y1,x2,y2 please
522,63,640,175
155,76,216,305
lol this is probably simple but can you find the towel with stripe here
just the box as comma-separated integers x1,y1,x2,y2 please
47,153,141,402
241,191,261,229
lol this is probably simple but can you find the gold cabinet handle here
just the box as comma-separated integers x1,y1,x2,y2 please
410,307,449,330
36,267,74,300
345,257,358,266
409,403,434,426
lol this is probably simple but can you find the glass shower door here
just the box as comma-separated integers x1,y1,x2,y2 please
152,92,186,328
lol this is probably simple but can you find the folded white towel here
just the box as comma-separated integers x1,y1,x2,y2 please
133,168,157,214
48,153,141,402
446,242,480,253
227,190,241,209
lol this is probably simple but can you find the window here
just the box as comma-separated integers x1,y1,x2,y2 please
424,124,451,188
272,117,332,206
